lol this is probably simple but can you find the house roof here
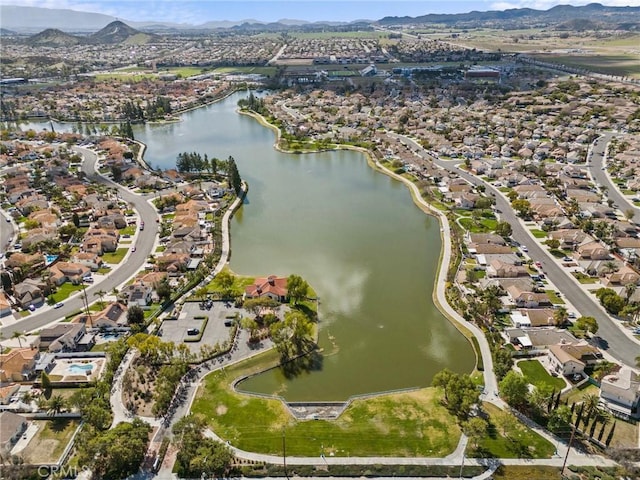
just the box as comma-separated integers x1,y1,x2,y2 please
0,412,27,444
245,275,288,298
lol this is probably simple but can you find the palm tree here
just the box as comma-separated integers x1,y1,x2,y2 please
624,283,637,301
553,306,569,326
20,391,34,406
93,289,107,308
11,331,26,349
47,395,66,416
603,261,619,275
580,393,601,429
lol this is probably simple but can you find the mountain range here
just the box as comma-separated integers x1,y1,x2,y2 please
1,3,639,34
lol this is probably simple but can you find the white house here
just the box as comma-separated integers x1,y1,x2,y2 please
600,367,640,420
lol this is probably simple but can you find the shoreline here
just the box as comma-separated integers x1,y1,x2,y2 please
239,108,478,357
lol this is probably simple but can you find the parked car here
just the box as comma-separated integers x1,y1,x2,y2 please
28,304,36,312
54,302,64,309
187,328,199,335
520,245,528,252
562,257,573,262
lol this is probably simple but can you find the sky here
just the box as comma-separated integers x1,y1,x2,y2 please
1,0,639,24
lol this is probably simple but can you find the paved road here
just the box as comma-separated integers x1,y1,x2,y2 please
0,209,16,252
589,132,640,222
1,147,159,337
390,133,640,368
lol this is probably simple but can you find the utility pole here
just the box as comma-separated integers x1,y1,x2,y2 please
561,422,576,475
282,427,288,479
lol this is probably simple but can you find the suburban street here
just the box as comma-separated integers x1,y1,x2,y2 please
1,209,16,251
589,131,640,222
390,133,640,368
1,147,159,337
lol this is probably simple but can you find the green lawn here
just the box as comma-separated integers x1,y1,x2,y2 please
204,268,255,297
102,248,128,264
51,283,84,302
545,290,565,305
572,272,599,284
475,403,556,459
530,229,547,239
191,352,461,457
458,217,498,233
518,360,566,390
120,225,137,236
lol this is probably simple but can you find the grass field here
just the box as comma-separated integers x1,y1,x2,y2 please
476,403,555,459
22,419,80,464
191,351,461,457
530,54,640,78
530,229,548,239
518,360,566,391
51,283,84,302
102,248,128,264
492,465,561,480
203,267,255,297
545,290,565,305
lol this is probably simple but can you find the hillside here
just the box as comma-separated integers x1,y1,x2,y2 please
25,28,82,47
377,3,640,30
89,21,159,44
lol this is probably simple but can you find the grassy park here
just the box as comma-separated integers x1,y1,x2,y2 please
191,351,462,457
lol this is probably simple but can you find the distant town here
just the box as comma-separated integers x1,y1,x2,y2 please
0,3,640,480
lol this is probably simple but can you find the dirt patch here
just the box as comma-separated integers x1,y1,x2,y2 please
216,404,228,415
21,420,79,464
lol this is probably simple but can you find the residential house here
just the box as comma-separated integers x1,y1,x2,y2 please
548,230,589,251
245,276,288,302
487,259,528,278
39,324,87,352
49,262,91,286
122,283,153,307
576,241,611,260
600,367,640,419
0,412,28,454
71,252,103,271
506,286,551,309
12,279,46,308
603,265,640,287
548,341,601,376
0,292,12,317
0,348,39,382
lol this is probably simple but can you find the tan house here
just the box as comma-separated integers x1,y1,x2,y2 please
548,341,602,377
603,265,640,287
487,259,528,278
576,241,611,260
49,261,91,286
0,348,39,382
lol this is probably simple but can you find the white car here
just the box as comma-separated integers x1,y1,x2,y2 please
54,302,64,309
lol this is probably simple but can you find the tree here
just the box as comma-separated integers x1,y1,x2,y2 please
624,209,635,221
499,371,529,409
127,305,145,327
243,297,279,317
547,405,572,434
216,270,235,296
494,221,512,238
511,199,531,218
77,418,151,480
155,278,171,303
227,156,242,196
47,395,66,416
463,417,488,450
269,310,315,362
40,371,52,392
493,347,514,381
111,165,122,182
11,331,26,349
94,289,107,309
553,306,569,327
241,317,260,341
173,415,233,478
286,274,309,305
624,282,637,301
575,316,599,334
431,369,479,422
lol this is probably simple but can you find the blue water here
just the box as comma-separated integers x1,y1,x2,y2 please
67,363,93,374
45,254,58,266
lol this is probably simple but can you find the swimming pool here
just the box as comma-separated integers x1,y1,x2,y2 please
67,363,93,374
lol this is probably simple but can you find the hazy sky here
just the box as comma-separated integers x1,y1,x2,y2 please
2,0,639,24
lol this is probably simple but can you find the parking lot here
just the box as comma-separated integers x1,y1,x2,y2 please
159,300,242,353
